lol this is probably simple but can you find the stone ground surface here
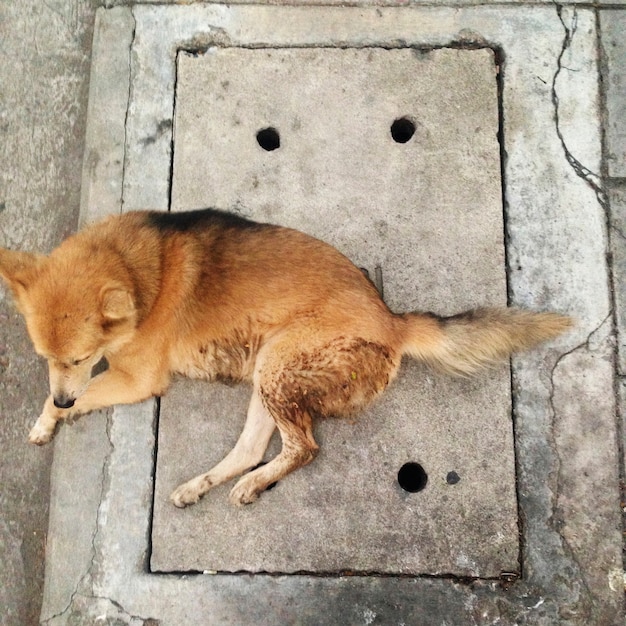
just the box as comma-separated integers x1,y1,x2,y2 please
0,2,96,625
0,1,624,625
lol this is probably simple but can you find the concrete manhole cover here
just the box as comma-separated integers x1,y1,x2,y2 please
151,46,516,577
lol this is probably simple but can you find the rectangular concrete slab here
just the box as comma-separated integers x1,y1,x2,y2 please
150,47,517,576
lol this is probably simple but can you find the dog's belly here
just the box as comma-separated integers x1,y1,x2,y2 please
175,336,261,383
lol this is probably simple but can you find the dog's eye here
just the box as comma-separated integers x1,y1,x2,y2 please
71,356,91,366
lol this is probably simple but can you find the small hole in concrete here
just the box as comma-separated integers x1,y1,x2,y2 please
397,462,428,492
390,117,416,143
249,461,278,491
446,471,461,485
257,127,280,151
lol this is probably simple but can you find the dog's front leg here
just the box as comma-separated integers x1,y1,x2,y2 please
29,396,63,445
29,367,164,445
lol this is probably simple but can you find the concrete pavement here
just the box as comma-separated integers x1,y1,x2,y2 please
0,2,96,624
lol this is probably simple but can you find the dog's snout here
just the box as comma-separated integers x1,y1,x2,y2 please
53,396,75,409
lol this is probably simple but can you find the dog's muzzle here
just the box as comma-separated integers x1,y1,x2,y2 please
53,396,75,409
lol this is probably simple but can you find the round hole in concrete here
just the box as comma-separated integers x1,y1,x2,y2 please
446,471,461,485
390,117,416,143
397,462,428,492
257,127,280,151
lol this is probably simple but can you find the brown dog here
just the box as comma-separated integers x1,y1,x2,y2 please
0,209,571,507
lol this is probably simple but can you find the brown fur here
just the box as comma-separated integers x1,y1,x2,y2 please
0,209,572,507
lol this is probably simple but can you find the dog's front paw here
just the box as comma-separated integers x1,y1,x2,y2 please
229,475,263,507
170,476,208,508
28,419,55,446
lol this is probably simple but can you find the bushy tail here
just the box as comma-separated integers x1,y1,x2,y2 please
398,307,572,376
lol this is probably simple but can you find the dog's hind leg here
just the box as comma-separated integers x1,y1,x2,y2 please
170,390,276,508
226,335,399,506
228,390,319,507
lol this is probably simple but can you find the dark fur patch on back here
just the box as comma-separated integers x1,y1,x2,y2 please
145,208,266,233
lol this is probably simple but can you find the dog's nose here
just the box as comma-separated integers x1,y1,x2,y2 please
53,397,75,409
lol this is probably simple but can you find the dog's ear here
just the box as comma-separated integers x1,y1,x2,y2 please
100,284,135,321
0,248,44,299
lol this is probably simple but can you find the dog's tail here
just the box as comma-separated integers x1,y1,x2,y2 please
398,307,572,376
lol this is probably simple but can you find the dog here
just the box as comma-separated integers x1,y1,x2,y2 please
0,208,571,507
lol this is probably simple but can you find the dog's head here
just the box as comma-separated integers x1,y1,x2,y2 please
0,246,137,408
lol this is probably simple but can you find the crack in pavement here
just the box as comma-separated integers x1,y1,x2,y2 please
82,593,159,625
41,411,115,625
120,7,137,215
611,221,626,243
545,311,613,612
47,591,158,625
552,4,608,212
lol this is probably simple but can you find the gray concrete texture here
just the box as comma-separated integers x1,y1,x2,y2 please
151,46,516,576
0,2,97,625
0,1,624,625
602,10,626,179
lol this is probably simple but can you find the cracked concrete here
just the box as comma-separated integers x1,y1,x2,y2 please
44,594,159,626
40,410,111,621
553,5,607,211
80,6,134,227
551,319,620,616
